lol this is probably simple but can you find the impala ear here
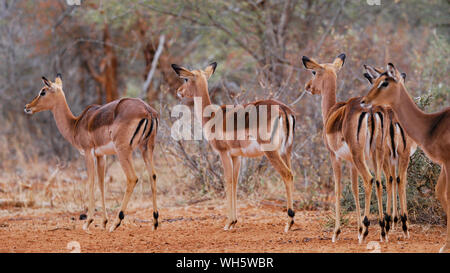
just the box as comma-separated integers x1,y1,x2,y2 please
302,56,324,71
54,73,63,88
332,53,346,71
386,63,398,82
400,72,406,82
171,64,194,79
204,62,217,79
363,73,373,84
42,76,51,87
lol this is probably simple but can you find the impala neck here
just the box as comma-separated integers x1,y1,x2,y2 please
193,78,213,126
320,74,337,125
51,93,77,146
389,84,430,145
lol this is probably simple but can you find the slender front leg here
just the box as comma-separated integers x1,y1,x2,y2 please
83,152,96,231
109,150,139,232
220,152,234,230
96,155,108,229
230,156,241,229
330,155,342,242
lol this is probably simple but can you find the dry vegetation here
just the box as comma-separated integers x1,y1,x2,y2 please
0,0,449,242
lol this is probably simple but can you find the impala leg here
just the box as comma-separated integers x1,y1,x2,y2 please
230,156,241,229
110,151,138,232
220,152,234,230
264,151,294,232
352,152,373,243
330,155,342,242
142,146,159,230
96,155,108,229
439,164,449,253
398,155,410,239
83,152,96,231
383,160,393,236
373,150,386,242
435,167,447,214
350,166,362,241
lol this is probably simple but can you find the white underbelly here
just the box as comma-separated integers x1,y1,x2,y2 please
230,141,264,157
94,141,116,156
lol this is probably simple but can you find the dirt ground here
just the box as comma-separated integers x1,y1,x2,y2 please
0,200,446,253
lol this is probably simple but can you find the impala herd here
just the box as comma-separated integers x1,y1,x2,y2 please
24,53,449,252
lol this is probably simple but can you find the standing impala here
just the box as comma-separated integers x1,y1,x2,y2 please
361,63,450,252
302,54,388,243
24,75,159,232
171,62,296,232
363,65,417,238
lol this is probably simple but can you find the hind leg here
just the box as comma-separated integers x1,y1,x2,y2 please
350,166,363,241
264,151,294,232
372,149,387,242
352,151,374,244
229,156,241,229
109,150,139,232
141,145,159,230
398,154,411,239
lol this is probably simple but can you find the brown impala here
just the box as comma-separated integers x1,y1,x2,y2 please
302,54,388,243
171,62,296,232
363,65,417,238
24,75,159,232
361,63,450,252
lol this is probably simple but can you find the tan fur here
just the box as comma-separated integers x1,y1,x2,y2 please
362,63,450,252
25,76,160,232
172,63,296,232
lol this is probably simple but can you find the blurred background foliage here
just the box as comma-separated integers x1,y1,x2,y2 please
0,0,448,222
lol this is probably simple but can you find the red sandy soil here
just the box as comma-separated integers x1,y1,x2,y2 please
0,201,446,253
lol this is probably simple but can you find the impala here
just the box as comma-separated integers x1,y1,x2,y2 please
302,54,388,243
361,63,450,252
24,75,159,232
363,65,417,238
171,62,296,231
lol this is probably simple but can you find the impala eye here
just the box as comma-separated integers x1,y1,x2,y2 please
378,81,389,88
40,91,46,96
312,71,316,75
184,78,188,83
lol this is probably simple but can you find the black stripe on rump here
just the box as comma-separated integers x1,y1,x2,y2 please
390,121,397,158
130,118,146,146
369,112,375,146
357,112,367,142
396,122,407,151
145,118,155,140
281,107,289,146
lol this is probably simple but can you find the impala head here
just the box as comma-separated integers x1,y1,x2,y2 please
361,63,406,108
302,53,346,95
24,74,64,114
171,62,217,99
